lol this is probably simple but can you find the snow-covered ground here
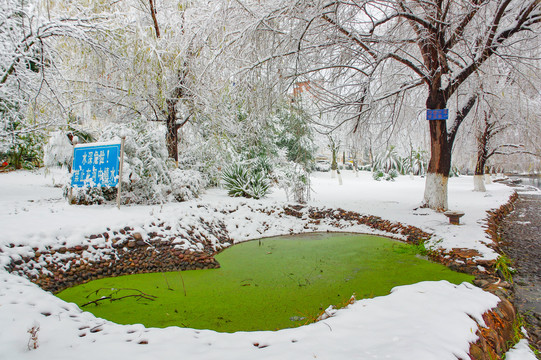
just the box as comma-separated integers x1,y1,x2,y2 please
0,169,537,359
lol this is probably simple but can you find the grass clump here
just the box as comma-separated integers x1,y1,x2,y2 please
494,253,516,283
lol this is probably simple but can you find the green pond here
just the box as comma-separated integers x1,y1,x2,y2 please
57,233,473,332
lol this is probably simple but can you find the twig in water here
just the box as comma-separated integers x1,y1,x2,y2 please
82,288,157,307
178,271,187,296
162,273,173,290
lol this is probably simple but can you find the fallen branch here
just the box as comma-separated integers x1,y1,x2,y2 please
82,288,157,307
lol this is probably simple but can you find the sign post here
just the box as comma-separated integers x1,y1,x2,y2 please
116,136,126,209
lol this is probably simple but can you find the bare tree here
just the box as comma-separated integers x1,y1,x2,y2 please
144,0,193,162
472,73,541,190
57,0,228,163
239,0,541,210
0,0,113,144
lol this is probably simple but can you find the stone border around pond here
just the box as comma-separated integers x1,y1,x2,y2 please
381,191,521,360
4,205,434,294
3,197,521,359
3,220,229,293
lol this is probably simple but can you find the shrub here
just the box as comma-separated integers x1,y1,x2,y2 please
43,131,73,169
169,169,207,202
404,149,428,176
0,127,44,170
274,165,309,203
372,146,402,174
385,169,399,181
96,119,171,204
221,163,270,200
372,170,385,181
314,161,331,172
372,169,399,182
66,186,117,205
249,170,271,199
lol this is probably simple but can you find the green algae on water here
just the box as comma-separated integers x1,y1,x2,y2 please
57,233,473,332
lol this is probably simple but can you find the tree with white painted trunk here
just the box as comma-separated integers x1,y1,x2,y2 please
471,72,541,191
237,0,541,210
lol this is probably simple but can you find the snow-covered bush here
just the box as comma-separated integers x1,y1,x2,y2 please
372,170,385,181
221,163,270,199
249,171,271,199
274,164,309,203
99,118,171,204
358,164,372,172
169,169,207,202
372,146,403,174
178,102,313,201
372,169,398,182
386,169,399,181
43,131,73,169
67,186,117,205
177,122,237,187
222,164,249,197
402,149,428,176
0,125,44,170
314,161,331,172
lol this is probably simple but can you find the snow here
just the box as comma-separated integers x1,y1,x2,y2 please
74,141,122,148
506,340,538,360
0,168,536,359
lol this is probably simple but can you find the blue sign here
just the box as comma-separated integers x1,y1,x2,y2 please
71,143,121,188
427,109,449,120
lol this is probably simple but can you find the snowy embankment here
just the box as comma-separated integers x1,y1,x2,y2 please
0,169,537,359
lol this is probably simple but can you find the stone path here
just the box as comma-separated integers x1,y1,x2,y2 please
500,185,541,352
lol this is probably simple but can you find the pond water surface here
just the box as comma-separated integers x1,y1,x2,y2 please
512,175,541,189
57,233,473,332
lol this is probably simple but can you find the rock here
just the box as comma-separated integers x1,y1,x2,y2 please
133,232,143,241
473,279,489,288
469,344,485,360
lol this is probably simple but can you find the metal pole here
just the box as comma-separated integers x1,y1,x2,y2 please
116,136,126,209
68,141,77,205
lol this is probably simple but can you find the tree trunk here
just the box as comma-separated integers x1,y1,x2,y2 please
331,145,337,178
165,69,189,163
473,175,486,192
166,98,179,162
474,142,488,192
423,92,451,211
474,111,495,191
